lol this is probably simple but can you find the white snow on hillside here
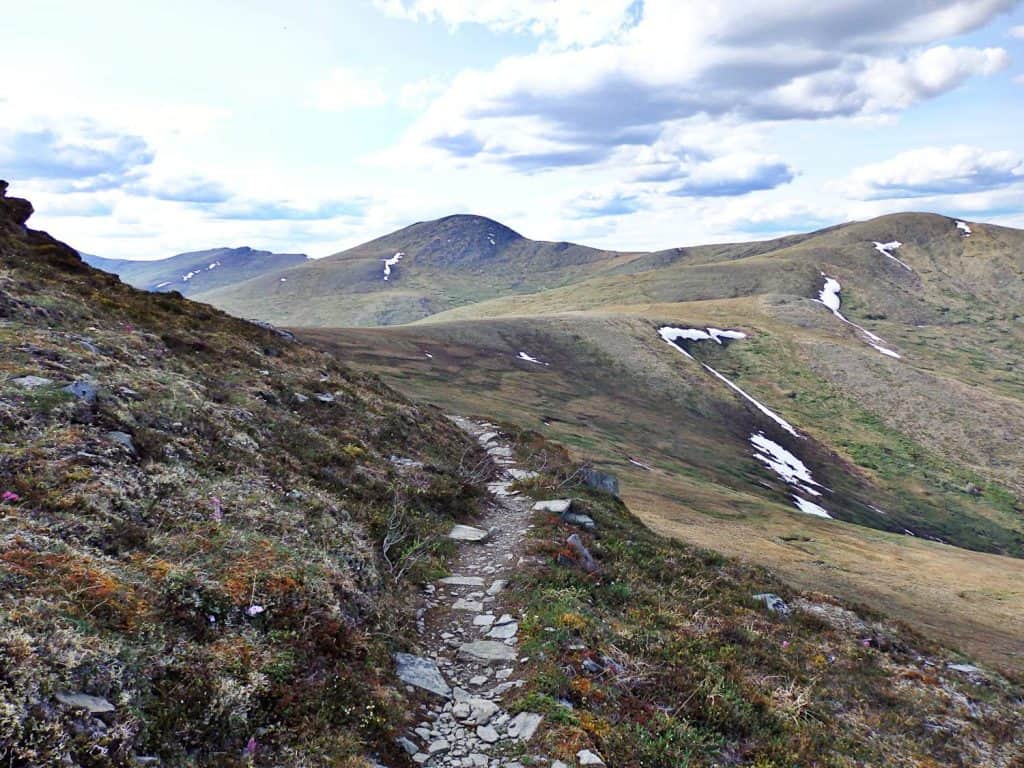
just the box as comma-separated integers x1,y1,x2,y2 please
517,351,549,366
208,261,221,270
816,274,901,359
659,326,799,437
182,270,199,282
956,220,972,236
657,326,748,358
792,496,832,518
872,241,912,270
750,432,822,497
155,281,171,289
487,232,496,246
383,251,404,281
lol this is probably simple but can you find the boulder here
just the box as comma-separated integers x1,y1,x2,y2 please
440,576,485,587
567,534,600,574
11,375,53,389
63,379,98,404
532,499,572,514
753,593,791,615
395,653,451,698
563,513,597,531
457,641,518,664
448,524,489,542
54,691,115,713
507,711,543,741
106,431,136,455
577,748,606,766
580,467,619,496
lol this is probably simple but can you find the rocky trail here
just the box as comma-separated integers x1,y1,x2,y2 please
389,418,597,768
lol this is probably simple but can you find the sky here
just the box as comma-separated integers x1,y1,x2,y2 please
2,0,1024,259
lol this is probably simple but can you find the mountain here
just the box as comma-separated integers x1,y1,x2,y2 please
81,246,308,297
196,214,652,326
5,182,1024,765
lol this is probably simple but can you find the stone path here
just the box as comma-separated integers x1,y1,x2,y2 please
390,417,583,768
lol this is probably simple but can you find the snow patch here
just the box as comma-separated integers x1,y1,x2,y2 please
517,351,549,366
383,251,404,281
182,270,199,282
207,261,221,270
424,352,433,359
659,326,798,437
750,432,823,497
487,232,496,246
628,458,652,470
816,274,901,359
155,281,171,289
792,496,832,519
955,220,972,236
872,241,912,271
279,277,288,282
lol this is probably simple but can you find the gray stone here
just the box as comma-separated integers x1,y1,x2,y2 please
54,691,115,713
427,738,450,755
412,753,429,765
552,762,570,768
753,593,791,615
508,468,538,481
441,576,486,587
460,698,499,726
476,725,500,743
532,499,572,514
566,534,599,574
314,392,334,403
396,736,419,755
106,431,136,455
577,749,606,766
63,379,98,404
486,580,507,596
457,641,518,664
11,375,53,389
468,755,488,768
563,513,597,531
580,467,619,496
292,392,309,404
948,663,982,674
486,621,518,640
395,653,451,698
448,524,490,542
473,614,495,627
506,712,542,742
453,599,484,612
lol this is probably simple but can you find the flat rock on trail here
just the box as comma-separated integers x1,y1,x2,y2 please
390,417,558,768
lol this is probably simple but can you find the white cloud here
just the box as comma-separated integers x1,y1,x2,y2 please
385,1,1012,179
398,78,447,110
312,68,389,111
1011,24,1024,38
374,0,641,48
840,145,1024,199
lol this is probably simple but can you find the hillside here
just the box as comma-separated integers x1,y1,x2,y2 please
81,247,309,297
5,181,1024,767
196,215,649,327
289,211,1024,674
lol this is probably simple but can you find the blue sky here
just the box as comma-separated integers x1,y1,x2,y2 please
2,0,1023,259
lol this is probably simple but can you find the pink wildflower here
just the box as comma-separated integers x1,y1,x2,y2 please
1,491,20,503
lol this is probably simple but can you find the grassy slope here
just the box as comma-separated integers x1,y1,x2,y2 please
302,311,1024,674
0,185,487,766
500,433,1024,767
